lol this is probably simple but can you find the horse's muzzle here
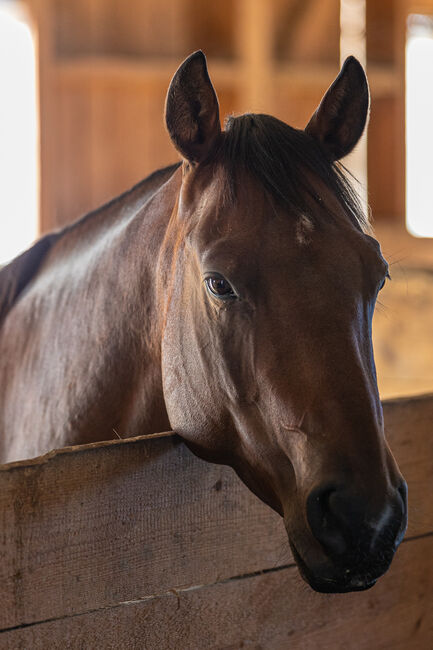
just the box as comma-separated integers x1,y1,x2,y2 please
289,540,379,593
294,479,408,593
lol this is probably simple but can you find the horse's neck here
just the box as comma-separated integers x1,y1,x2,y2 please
0,232,59,327
0,165,181,461
0,163,181,328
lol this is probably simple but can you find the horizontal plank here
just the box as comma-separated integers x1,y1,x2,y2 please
0,430,175,471
275,63,399,97
53,57,243,88
1,535,431,649
53,57,398,97
383,393,433,539
0,434,286,630
0,394,432,631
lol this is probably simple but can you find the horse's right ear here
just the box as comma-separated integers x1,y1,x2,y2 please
165,51,221,164
305,56,369,161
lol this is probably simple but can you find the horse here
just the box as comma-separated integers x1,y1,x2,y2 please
0,51,407,593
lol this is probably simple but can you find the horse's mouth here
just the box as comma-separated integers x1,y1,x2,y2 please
289,541,378,594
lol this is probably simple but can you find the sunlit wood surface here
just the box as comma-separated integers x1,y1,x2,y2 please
26,0,402,231
0,394,432,647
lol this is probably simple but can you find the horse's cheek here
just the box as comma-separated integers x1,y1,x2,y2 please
160,311,227,452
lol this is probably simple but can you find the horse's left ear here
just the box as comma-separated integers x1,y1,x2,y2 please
305,56,370,161
165,50,221,164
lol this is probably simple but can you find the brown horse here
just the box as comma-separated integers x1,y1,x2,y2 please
0,52,407,593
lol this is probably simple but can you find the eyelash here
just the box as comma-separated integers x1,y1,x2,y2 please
379,271,390,292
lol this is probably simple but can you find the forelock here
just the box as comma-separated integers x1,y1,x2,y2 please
214,113,369,233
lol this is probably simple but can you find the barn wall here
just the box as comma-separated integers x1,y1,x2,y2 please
27,0,404,232
0,394,432,648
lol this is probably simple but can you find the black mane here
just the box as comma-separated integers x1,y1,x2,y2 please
220,113,368,232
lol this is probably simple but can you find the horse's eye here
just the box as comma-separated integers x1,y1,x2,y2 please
205,275,235,298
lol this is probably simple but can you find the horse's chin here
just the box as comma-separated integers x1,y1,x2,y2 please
289,540,382,594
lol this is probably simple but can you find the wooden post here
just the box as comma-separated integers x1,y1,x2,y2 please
236,0,275,113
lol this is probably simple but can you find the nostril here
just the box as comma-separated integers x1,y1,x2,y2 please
397,480,408,510
395,480,408,546
307,480,408,563
307,485,348,556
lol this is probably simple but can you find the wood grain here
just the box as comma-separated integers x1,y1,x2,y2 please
383,393,433,539
0,394,432,638
0,434,286,630
1,536,431,649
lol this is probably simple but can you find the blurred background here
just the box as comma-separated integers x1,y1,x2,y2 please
1,0,433,400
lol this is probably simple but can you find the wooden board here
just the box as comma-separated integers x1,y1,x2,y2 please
1,536,431,649
0,394,432,644
0,434,286,630
383,393,433,540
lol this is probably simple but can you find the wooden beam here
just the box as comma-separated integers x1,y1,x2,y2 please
236,0,275,112
0,537,431,648
0,394,432,634
0,433,286,630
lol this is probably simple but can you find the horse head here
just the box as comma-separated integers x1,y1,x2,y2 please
159,51,407,593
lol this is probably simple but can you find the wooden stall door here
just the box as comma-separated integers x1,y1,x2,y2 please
0,395,432,647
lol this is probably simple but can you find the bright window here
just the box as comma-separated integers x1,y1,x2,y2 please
0,1,38,265
406,15,433,237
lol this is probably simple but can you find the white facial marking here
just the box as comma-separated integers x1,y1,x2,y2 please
296,214,314,245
